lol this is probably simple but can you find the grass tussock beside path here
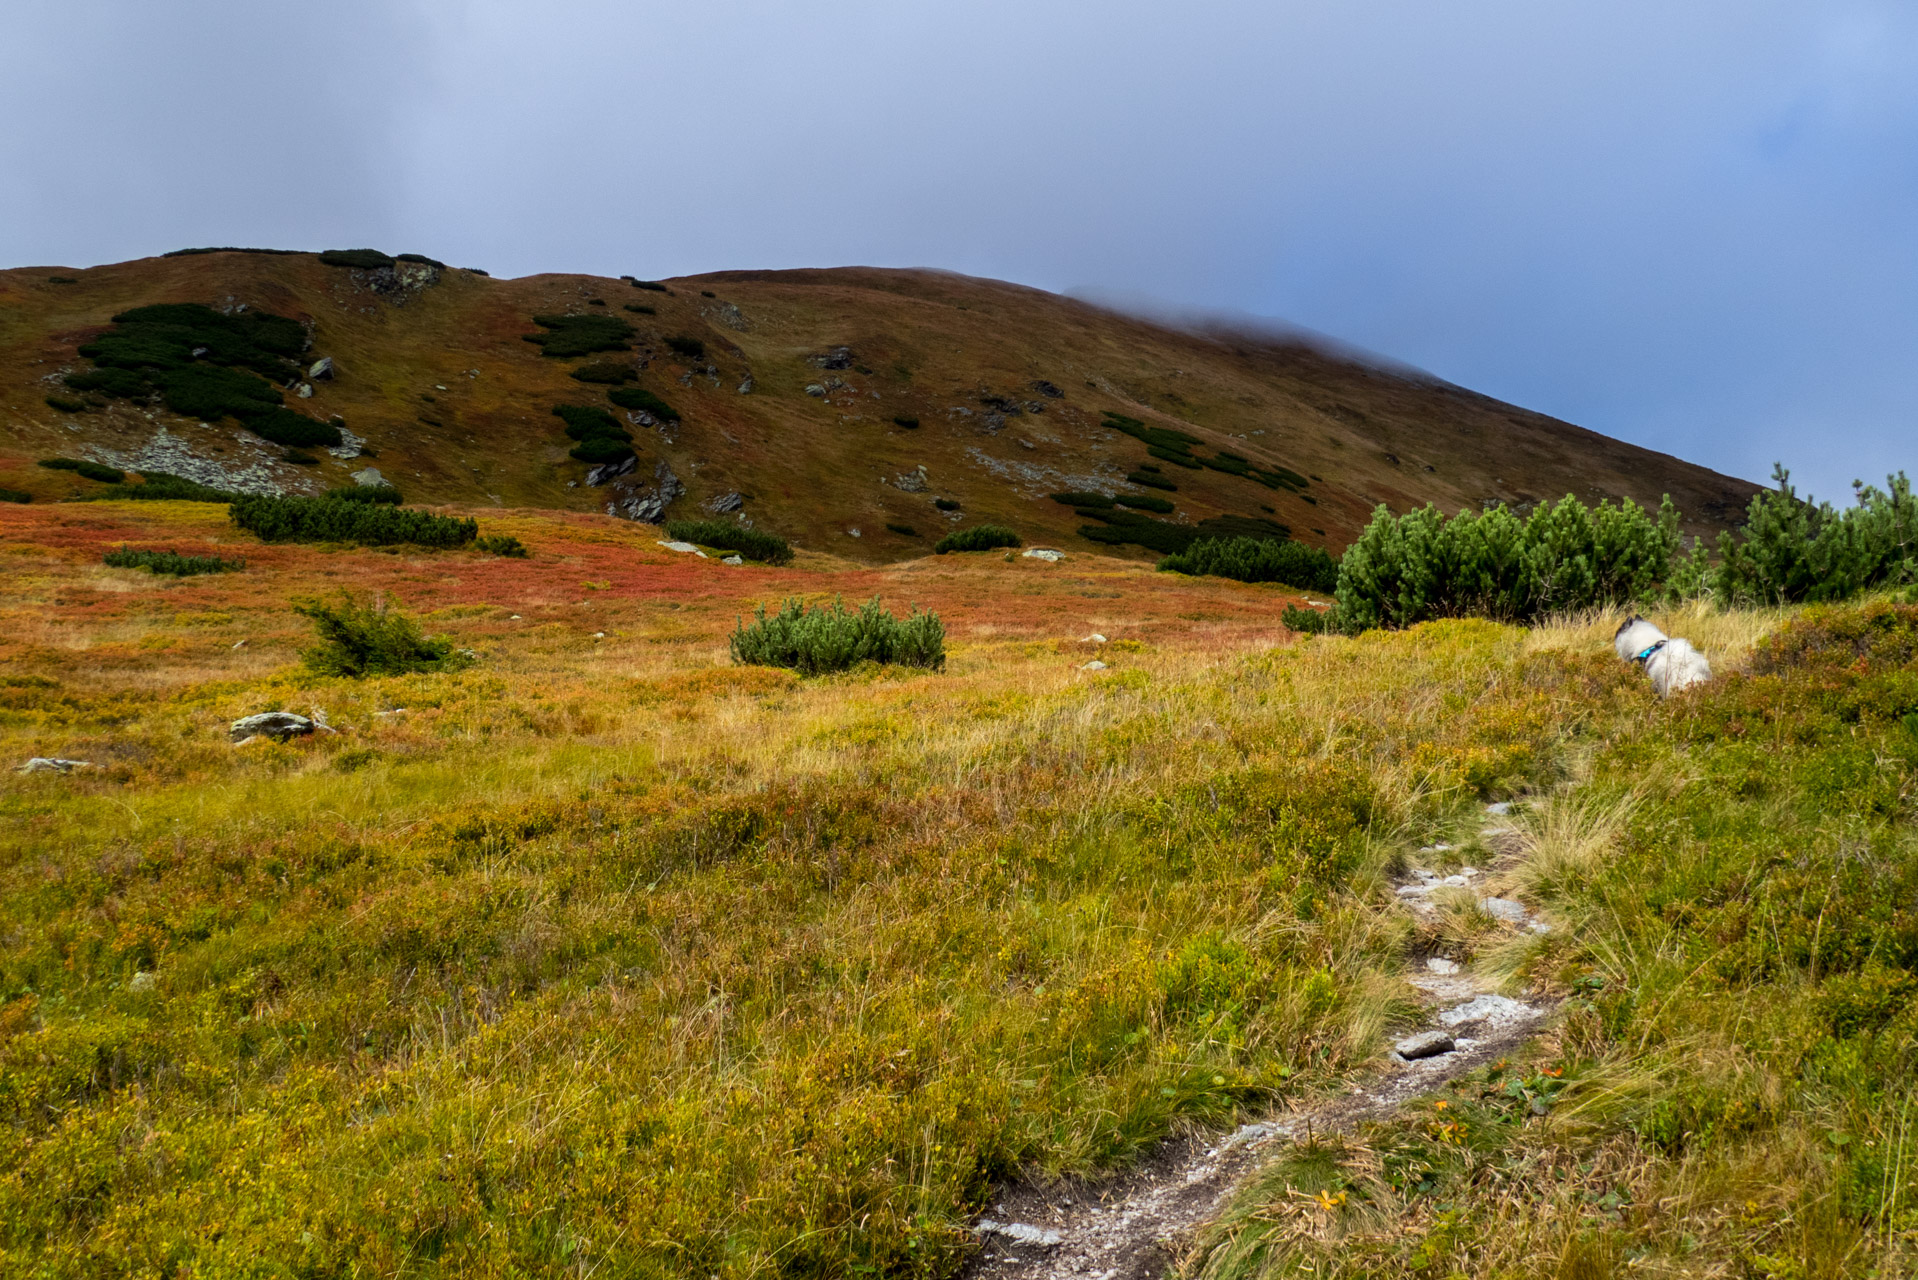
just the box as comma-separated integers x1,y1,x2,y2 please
1187,602,1918,1279
0,501,1610,1276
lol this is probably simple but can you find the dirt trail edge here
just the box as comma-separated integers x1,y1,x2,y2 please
963,805,1554,1280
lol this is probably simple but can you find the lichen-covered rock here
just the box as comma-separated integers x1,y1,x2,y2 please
17,757,90,774
229,712,315,744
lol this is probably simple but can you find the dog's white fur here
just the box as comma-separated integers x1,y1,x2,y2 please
1613,615,1712,698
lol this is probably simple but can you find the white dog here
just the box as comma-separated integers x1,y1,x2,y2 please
1613,616,1712,698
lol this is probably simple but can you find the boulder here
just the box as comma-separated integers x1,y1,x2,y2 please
308,357,335,380
296,383,314,398
1395,1030,1456,1061
586,453,639,486
893,470,927,493
1477,897,1531,925
351,467,385,487
737,376,754,395
721,555,744,566
656,540,707,557
17,757,90,774
1023,548,1063,562
1031,380,1064,398
704,491,744,514
1081,660,1107,671
808,347,854,370
229,712,315,744
805,384,826,398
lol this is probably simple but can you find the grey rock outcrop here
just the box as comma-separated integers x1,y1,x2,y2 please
586,453,639,487
704,491,744,514
808,347,853,370
351,467,385,487
605,461,685,523
1394,1030,1456,1061
18,757,90,774
308,357,335,380
230,712,318,743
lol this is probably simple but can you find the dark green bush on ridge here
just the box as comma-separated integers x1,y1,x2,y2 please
1707,467,1918,605
623,303,656,315
523,314,636,358
45,394,87,413
1128,469,1177,491
731,597,945,675
553,405,630,440
327,483,403,505
663,520,793,565
39,458,125,483
1051,492,1115,509
103,547,245,576
1117,495,1174,514
606,387,680,421
665,336,706,361
1158,537,1338,592
80,472,240,503
935,525,1021,554
892,416,920,429
934,498,961,511
318,249,395,270
230,495,477,548
295,592,469,677
569,437,635,464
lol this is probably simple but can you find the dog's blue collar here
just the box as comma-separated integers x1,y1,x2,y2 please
1633,642,1666,663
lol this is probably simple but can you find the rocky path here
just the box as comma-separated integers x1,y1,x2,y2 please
964,804,1555,1280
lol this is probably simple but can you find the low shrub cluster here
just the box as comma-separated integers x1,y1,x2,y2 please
474,534,529,558
44,394,87,413
626,277,670,291
327,483,404,505
522,314,636,358
163,247,305,258
606,387,680,421
934,525,1021,553
1708,466,1918,604
934,498,961,511
230,495,478,548
1158,536,1339,592
553,405,634,464
1336,494,1680,631
665,335,706,360
1101,412,1308,491
102,547,245,576
62,303,343,447
886,523,919,537
663,519,793,565
1278,603,1334,633
1127,468,1177,491
1078,512,1290,557
892,415,920,429
38,457,125,484
623,303,657,315
731,597,945,674
294,592,470,677
570,361,636,384
317,249,395,269
0,488,29,504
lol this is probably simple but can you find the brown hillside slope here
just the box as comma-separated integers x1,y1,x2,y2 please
0,253,1758,558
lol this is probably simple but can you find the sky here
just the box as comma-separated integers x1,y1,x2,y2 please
5,0,1915,502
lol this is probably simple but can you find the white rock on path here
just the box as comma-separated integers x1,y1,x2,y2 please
1022,548,1064,562
1082,660,1108,671
975,1220,1063,1247
18,757,90,774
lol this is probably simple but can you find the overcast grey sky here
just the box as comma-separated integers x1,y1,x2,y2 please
6,1,1914,502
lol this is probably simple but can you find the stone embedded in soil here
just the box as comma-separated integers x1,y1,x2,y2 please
229,712,316,743
1485,801,1514,815
1425,957,1460,975
975,1220,1063,1247
17,757,90,774
1478,896,1531,924
1395,1030,1456,1060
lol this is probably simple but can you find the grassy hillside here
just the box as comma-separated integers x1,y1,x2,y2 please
0,252,1759,560
13,496,1916,1275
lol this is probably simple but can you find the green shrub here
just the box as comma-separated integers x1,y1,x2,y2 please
623,303,657,315
663,519,794,566
934,525,1021,554
606,387,680,420
934,498,961,511
886,523,919,537
293,592,469,677
154,363,284,421
475,535,529,558
571,361,636,384
1149,446,1204,470
1335,494,1681,631
103,547,245,576
628,279,670,292
731,597,944,674
523,314,636,358
38,458,125,483
1126,470,1176,490
44,394,87,413
47,276,78,285
326,484,403,505
1051,491,1115,509
395,252,444,267
317,249,395,269
553,405,631,441
1712,467,1918,605
245,408,342,448
1079,512,1290,557
163,247,305,258
1158,536,1339,592
0,489,31,504
81,472,239,503
64,367,147,398
1279,604,1334,633
892,416,920,429
230,496,478,548
665,335,706,360
283,450,319,465
569,437,635,464
1116,495,1174,514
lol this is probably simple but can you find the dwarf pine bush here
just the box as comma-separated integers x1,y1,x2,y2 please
102,547,245,576
230,495,477,548
730,597,945,674
38,457,125,484
606,387,680,420
1712,467,1918,605
934,525,1021,553
1159,536,1339,592
326,483,404,505
522,314,636,358
293,593,469,677
663,520,793,565
80,471,240,502
1334,494,1681,631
